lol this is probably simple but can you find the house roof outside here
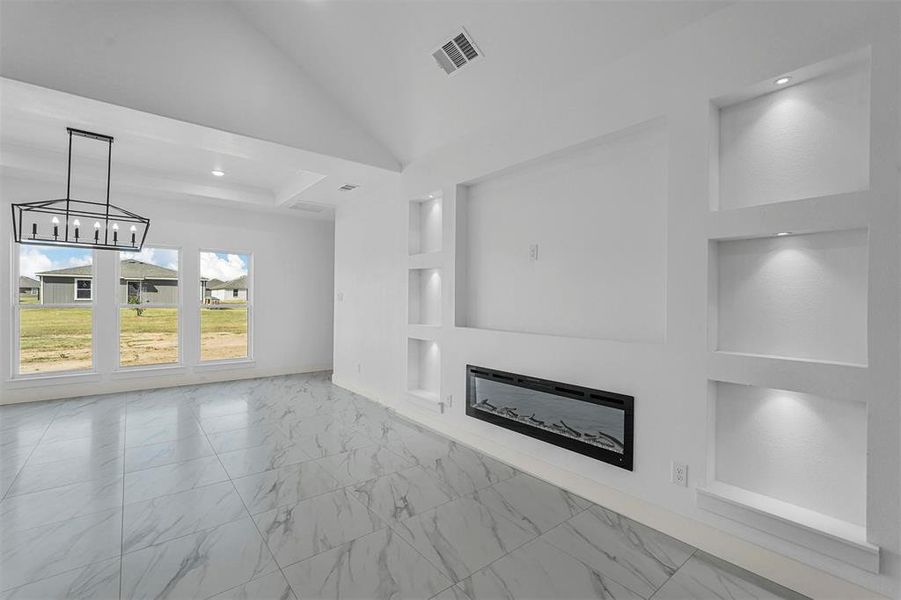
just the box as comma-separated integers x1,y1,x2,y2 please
19,276,39,288
35,259,181,280
206,278,225,289
208,275,248,290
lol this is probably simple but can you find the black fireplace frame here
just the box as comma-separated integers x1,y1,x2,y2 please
465,365,634,471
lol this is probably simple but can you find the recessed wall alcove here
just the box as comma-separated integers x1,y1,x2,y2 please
713,229,868,365
456,118,668,342
408,268,441,326
714,48,871,210
409,194,442,256
406,337,441,405
713,381,866,526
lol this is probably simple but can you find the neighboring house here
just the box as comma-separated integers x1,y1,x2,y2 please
18,276,39,297
208,275,248,301
202,279,224,299
35,259,181,305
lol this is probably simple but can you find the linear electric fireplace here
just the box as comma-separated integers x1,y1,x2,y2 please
466,365,634,470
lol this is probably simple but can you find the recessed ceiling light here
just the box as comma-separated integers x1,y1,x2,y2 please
776,232,791,236
211,169,225,177
774,76,792,86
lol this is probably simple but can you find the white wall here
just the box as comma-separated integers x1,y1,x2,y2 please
408,268,441,326
718,57,870,209
714,382,867,525
716,229,869,364
332,3,900,598
461,119,667,342
1,176,335,404
409,198,442,255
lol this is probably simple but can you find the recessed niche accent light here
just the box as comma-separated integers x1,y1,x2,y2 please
774,76,792,86
211,169,225,177
776,232,791,236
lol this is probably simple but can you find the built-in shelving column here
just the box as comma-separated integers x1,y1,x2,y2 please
406,192,444,412
699,48,880,573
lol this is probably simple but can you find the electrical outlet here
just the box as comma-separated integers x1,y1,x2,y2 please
529,244,539,261
671,461,688,487
336,291,344,302
446,394,453,407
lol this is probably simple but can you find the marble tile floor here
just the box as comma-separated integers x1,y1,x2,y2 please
0,372,809,600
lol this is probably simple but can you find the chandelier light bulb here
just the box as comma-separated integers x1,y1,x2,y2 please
51,216,60,225
73,219,81,227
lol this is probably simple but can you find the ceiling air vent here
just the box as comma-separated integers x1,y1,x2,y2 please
288,202,325,213
338,184,359,192
432,28,481,75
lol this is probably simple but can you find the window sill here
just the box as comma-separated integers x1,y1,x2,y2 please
111,364,187,379
194,359,256,372
5,370,101,388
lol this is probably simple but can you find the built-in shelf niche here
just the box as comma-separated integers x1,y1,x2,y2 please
712,381,865,525
711,228,868,365
409,194,442,256
701,380,876,572
713,48,870,211
408,268,441,326
455,118,667,343
407,337,441,411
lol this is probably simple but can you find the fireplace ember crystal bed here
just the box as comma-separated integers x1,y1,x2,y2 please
466,365,634,470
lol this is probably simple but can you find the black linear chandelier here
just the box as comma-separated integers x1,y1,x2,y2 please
11,127,150,251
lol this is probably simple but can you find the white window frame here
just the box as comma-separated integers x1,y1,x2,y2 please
198,248,253,364
10,242,97,379
74,278,93,301
116,246,183,370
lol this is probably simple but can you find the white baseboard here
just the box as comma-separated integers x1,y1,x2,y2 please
1,364,334,405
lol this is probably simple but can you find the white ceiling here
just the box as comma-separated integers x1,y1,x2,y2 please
0,0,730,204
0,78,399,217
235,1,727,165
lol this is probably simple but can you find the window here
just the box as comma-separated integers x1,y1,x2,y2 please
118,248,180,368
16,244,94,375
74,279,92,300
200,251,250,361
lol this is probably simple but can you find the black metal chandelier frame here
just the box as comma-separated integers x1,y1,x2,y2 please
11,127,150,251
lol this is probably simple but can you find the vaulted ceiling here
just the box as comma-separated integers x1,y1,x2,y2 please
234,1,726,165
0,1,727,177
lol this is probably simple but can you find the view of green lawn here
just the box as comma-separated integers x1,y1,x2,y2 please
120,307,179,367
19,306,248,373
200,306,249,361
18,307,93,373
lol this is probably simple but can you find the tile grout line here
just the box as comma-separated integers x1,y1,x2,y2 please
646,548,698,600
0,401,64,502
118,393,130,600
195,401,299,600
446,503,593,594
